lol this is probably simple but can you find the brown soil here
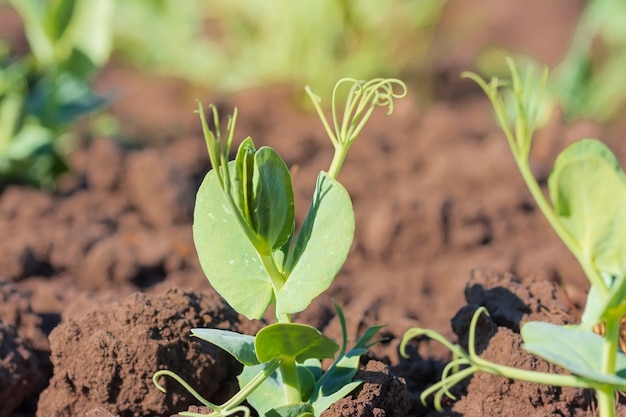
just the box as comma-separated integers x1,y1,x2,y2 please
2,1,626,416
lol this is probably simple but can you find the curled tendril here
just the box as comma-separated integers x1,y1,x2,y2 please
152,370,251,417
346,78,406,115
400,307,491,410
332,77,407,146
155,359,281,417
306,77,408,179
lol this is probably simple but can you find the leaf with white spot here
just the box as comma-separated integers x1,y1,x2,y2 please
277,172,354,315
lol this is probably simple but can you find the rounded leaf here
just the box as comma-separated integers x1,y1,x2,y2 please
191,328,259,366
549,139,626,279
193,168,273,319
522,321,626,388
277,172,354,315
255,323,339,363
252,147,295,251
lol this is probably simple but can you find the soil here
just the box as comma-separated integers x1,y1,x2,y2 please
2,1,626,416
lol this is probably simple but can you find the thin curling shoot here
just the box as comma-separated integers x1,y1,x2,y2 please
306,78,408,179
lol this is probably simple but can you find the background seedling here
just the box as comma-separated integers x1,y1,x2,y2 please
402,58,626,417
552,0,626,121
154,78,406,417
112,0,444,95
1,0,112,189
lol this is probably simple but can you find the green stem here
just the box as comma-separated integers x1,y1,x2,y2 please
594,317,619,417
221,359,282,411
306,78,407,181
472,355,589,388
0,91,22,151
602,317,619,376
153,370,219,409
463,68,608,298
258,251,290,323
466,308,588,389
154,359,282,417
327,144,349,180
279,358,301,404
514,156,608,297
597,387,615,417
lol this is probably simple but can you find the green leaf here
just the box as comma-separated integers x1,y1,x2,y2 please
11,0,112,71
231,137,256,221
238,363,286,416
193,166,274,319
10,0,55,67
310,303,383,416
229,139,295,255
298,359,321,402
48,0,76,41
252,146,295,251
236,362,317,416
255,323,339,363
310,381,361,417
522,321,626,388
26,73,109,128
309,324,382,410
191,328,259,366
277,172,354,315
308,303,381,415
70,0,114,68
548,139,626,324
549,139,626,279
0,124,68,189
265,403,314,417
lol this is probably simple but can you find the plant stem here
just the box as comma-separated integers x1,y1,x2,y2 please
279,358,301,404
221,359,282,411
259,252,287,300
595,317,620,417
154,359,282,417
603,318,619,377
514,156,608,297
472,356,589,389
306,78,406,181
0,91,22,151
597,387,616,417
327,144,349,180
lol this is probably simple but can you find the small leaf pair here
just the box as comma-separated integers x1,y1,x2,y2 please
193,103,354,320
187,303,382,417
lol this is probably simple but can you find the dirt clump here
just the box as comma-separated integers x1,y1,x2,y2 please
0,281,50,416
0,321,47,417
36,287,260,417
446,269,625,416
323,359,413,417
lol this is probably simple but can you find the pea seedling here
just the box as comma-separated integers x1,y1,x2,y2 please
401,58,626,417
1,0,112,189
154,78,407,417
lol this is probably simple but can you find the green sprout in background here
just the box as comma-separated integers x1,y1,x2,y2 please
0,0,444,188
153,78,407,417
112,0,445,94
402,58,626,417
478,0,626,122
0,0,113,189
553,0,626,121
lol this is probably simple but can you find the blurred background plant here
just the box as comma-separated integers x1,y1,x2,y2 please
551,0,626,122
1,0,446,189
3,0,626,191
476,0,626,123
0,0,112,189
111,0,446,95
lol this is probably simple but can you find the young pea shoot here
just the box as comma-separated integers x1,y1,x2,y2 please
306,78,407,179
401,58,626,417
154,78,406,417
